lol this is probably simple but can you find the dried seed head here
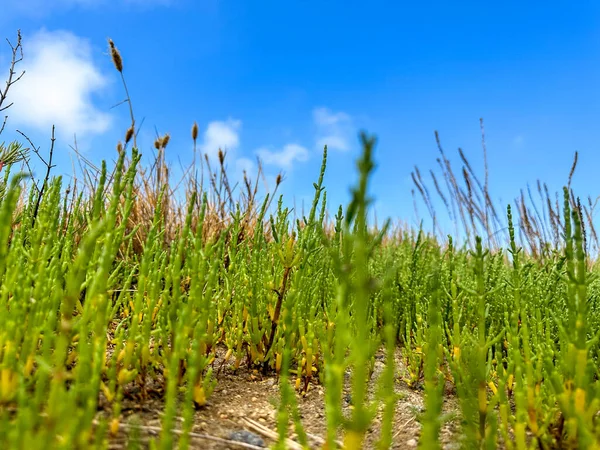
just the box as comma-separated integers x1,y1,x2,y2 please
191,122,198,142
276,173,282,186
116,141,123,154
124,126,134,144
154,138,161,150
161,133,170,149
218,149,225,165
108,39,123,73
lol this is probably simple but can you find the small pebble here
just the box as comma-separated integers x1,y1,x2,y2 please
406,438,418,447
219,413,228,419
443,443,461,450
228,430,265,447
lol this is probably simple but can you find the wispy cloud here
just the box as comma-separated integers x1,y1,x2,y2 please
257,143,309,169
200,118,241,160
196,120,281,190
233,156,258,183
313,107,353,152
234,156,256,175
8,29,111,139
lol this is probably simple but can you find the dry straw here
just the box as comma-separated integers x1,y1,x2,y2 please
108,39,123,73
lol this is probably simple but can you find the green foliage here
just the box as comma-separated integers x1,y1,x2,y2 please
0,132,598,450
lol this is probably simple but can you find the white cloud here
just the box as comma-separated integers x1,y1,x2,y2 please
232,156,257,183
8,30,111,139
313,107,354,152
198,118,308,181
200,118,241,160
235,156,256,175
257,143,309,169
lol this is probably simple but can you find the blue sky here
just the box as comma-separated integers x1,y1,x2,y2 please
2,0,600,231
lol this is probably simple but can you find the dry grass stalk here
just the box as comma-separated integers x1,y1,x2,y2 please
412,125,599,261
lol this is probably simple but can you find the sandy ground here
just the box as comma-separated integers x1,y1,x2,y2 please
98,346,462,449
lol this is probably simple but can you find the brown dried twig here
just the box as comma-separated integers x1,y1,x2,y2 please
0,30,25,136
